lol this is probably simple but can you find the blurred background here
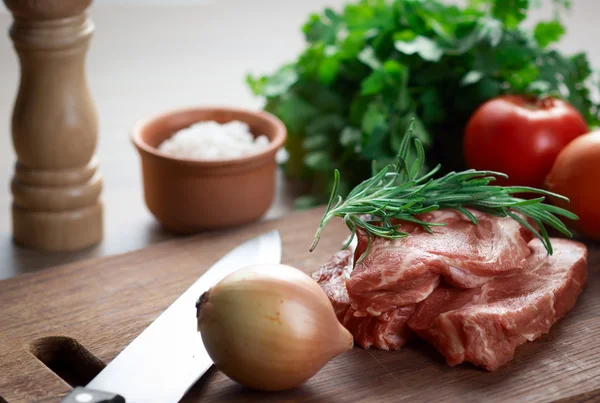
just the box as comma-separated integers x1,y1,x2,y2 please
0,0,598,278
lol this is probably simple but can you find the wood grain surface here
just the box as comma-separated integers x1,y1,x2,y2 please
0,207,598,403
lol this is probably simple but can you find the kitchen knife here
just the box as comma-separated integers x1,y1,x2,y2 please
60,230,282,403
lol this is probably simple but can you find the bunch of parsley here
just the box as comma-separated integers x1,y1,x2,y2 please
247,0,600,207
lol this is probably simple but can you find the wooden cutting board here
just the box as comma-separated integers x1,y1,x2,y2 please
0,207,599,403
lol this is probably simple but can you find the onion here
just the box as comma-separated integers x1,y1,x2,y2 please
196,263,353,391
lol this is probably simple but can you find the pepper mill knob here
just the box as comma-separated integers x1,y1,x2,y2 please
4,0,103,251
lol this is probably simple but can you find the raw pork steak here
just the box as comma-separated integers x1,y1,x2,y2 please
348,209,533,315
408,238,588,371
311,248,354,321
312,248,414,350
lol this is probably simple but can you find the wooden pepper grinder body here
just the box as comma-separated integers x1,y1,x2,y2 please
4,0,103,251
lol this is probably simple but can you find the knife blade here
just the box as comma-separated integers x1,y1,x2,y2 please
61,230,282,403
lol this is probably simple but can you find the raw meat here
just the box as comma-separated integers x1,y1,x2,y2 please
347,209,533,316
408,238,588,371
312,248,414,350
312,248,354,321
342,305,415,350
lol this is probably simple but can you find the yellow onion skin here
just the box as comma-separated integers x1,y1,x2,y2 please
196,263,353,391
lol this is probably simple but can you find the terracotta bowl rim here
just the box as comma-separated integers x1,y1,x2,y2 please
131,106,287,168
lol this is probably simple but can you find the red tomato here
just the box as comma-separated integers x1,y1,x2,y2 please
463,95,588,188
546,131,600,240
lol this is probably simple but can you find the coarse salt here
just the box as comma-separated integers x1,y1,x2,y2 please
158,120,270,160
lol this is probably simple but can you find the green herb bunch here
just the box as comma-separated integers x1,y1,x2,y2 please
248,0,599,207
310,121,577,261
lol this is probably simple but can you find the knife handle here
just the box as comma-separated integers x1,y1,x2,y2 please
61,387,125,403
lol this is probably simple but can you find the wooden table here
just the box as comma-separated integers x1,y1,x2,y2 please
1,207,599,403
1,0,599,280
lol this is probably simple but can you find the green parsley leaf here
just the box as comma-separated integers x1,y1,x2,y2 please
304,151,330,171
394,33,444,62
340,127,362,146
248,0,599,205
357,47,381,69
492,0,529,29
461,70,485,86
534,20,566,48
361,70,386,95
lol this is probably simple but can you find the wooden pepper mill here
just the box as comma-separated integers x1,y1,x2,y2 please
4,0,103,251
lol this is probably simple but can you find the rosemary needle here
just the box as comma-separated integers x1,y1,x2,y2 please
310,120,578,260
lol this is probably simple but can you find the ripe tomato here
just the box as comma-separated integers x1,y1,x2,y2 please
546,131,600,240
463,95,588,188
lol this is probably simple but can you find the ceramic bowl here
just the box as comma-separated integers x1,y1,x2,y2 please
132,107,287,233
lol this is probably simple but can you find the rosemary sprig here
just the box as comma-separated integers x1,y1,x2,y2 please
310,120,578,260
